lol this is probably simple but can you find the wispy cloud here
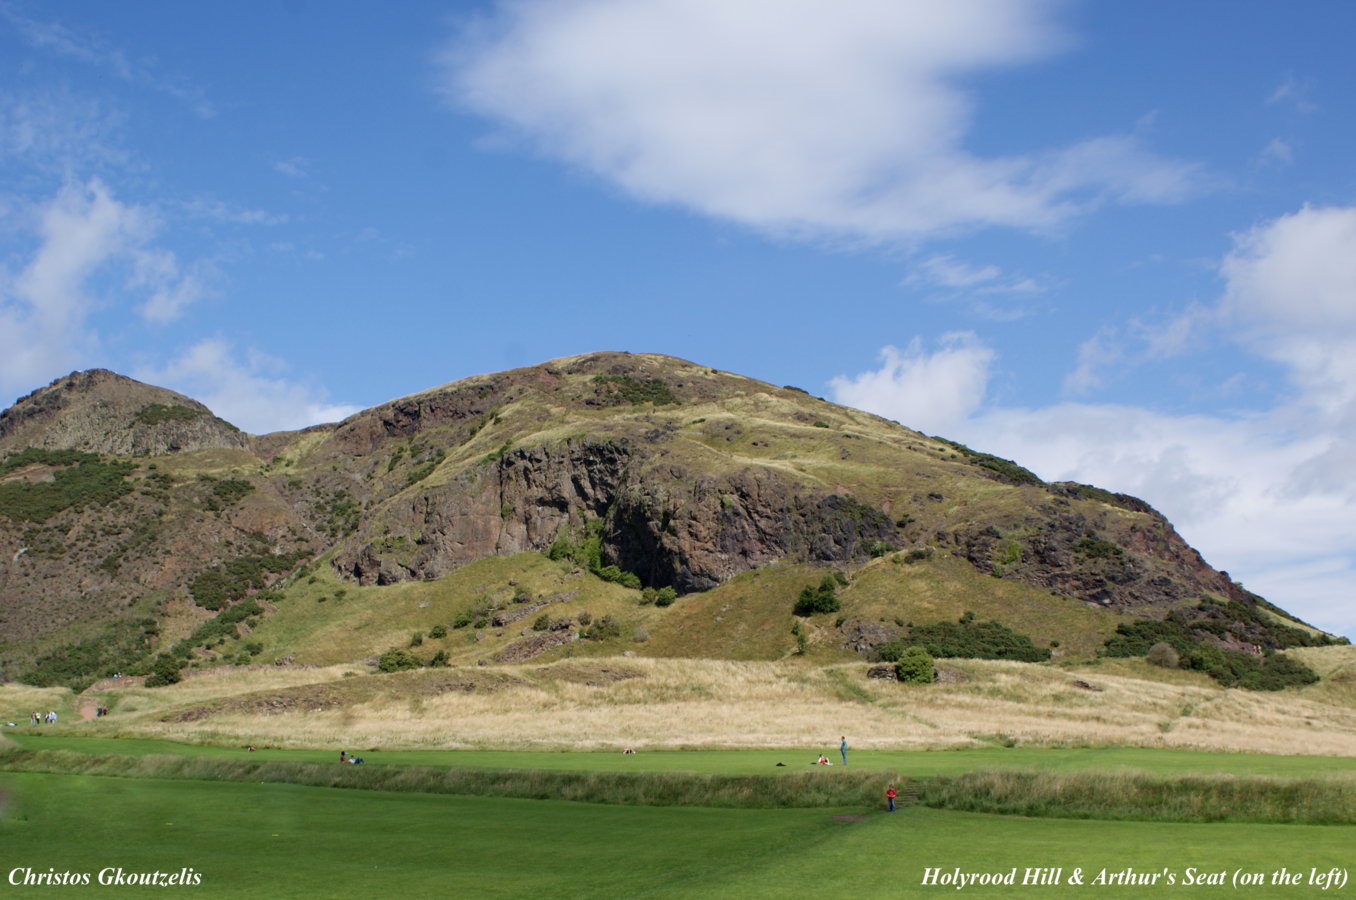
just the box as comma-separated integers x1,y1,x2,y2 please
442,0,1199,244
0,87,128,174
1266,73,1317,113
0,2,214,117
271,157,312,179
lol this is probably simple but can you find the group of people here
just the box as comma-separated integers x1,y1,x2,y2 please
30,711,57,725
94,705,110,717
338,751,365,765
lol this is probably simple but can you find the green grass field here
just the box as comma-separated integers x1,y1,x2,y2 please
1,771,1351,899
8,732,1356,778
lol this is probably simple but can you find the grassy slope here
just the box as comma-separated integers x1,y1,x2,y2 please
6,649,1355,757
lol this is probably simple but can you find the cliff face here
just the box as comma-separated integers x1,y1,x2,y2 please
334,438,897,592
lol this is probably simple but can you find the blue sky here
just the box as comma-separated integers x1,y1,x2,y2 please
1,1,1353,636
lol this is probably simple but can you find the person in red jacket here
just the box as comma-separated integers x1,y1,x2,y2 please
886,785,897,812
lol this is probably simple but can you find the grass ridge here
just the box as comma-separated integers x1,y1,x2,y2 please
920,767,1356,825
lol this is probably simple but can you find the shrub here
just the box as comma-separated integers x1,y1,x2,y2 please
1076,535,1124,560
145,654,183,687
655,586,677,607
428,650,450,668
892,617,1050,662
0,451,136,523
203,477,254,511
581,615,622,641
429,624,448,639
1146,642,1180,668
133,403,202,425
377,648,422,672
452,611,473,629
793,575,841,616
895,646,935,684
933,438,1043,486
591,374,679,406
532,614,550,631
409,631,424,647
577,611,592,627
188,551,308,611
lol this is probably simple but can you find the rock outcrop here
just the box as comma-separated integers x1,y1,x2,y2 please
0,369,247,455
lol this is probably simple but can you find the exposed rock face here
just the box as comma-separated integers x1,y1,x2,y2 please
335,437,899,592
0,369,247,455
947,494,1245,612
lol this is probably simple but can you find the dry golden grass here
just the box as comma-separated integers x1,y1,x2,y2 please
0,683,72,720
85,655,1356,756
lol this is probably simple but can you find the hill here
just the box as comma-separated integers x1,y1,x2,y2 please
0,352,1340,689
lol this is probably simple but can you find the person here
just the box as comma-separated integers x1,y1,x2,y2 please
886,785,898,812
816,754,829,765
339,751,347,763
840,736,848,766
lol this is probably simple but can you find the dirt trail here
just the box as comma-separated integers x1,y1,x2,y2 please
77,697,102,722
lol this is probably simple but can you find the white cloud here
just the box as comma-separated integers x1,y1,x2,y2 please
443,0,1197,243
135,338,362,434
130,249,214,324
1221,206,1356,412
0,179,210,396
0,179,146,391
828,334,994,435
829,206,1356,636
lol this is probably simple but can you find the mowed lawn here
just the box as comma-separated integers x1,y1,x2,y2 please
0,772,1351,899
8,732,1356,778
